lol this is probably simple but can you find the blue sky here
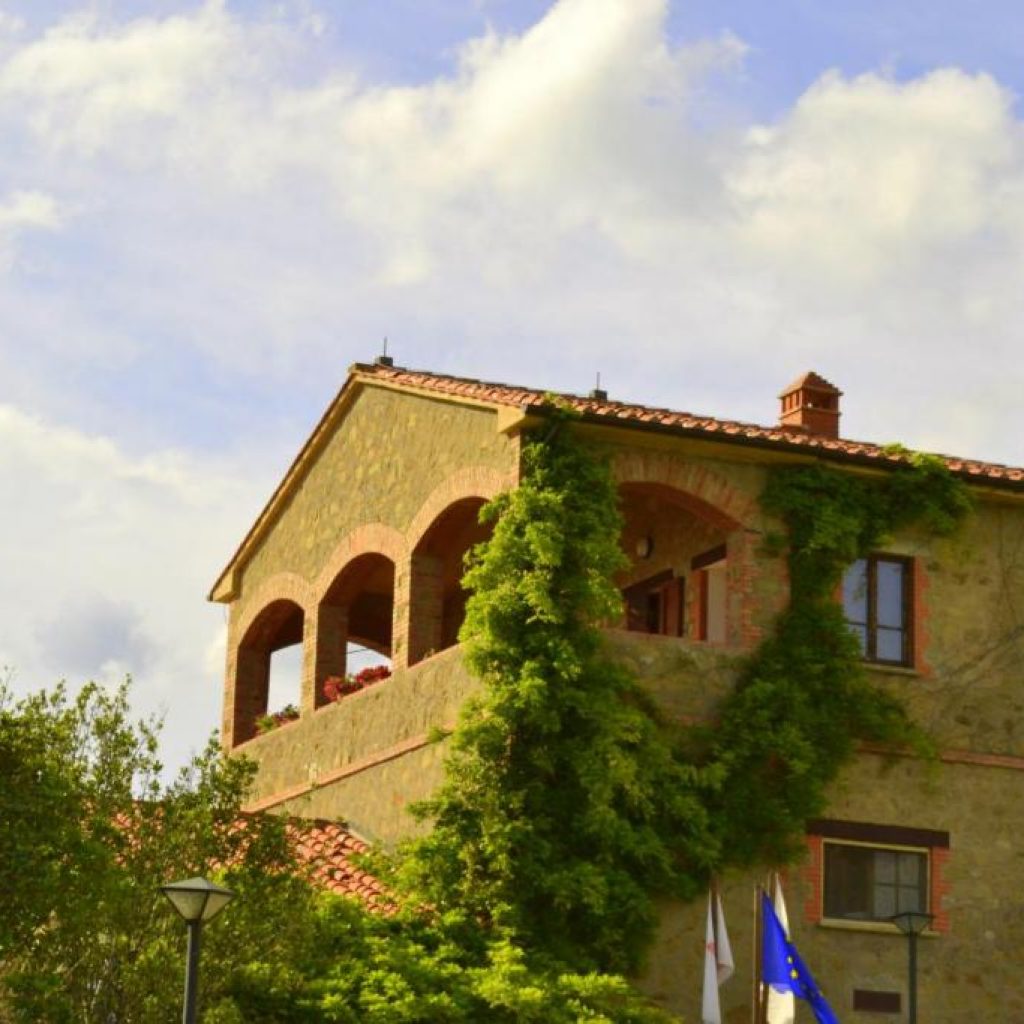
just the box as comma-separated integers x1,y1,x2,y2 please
2,0,1022,770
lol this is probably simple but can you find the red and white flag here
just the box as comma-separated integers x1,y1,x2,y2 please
701,889,735,1024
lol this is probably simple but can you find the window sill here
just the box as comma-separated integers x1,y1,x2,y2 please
864,662,920,678
818,917,939,938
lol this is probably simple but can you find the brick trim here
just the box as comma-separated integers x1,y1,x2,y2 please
804,834,824,923
806,819,950,849
242,728,452,813
314,523,407,600
804,823,951,933
611,450,759,530
234,572,313,643
225,574,313,749
406,466,510,553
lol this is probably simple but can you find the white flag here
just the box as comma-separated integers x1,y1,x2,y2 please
701,890,735,1024
766,875,796,1024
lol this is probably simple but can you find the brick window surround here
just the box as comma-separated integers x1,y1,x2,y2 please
803,820,950,934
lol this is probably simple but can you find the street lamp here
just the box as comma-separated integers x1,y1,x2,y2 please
161,877,235,1024
890,910,933,1024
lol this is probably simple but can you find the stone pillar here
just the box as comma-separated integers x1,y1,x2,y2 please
231,644,269,746
407,552,445,666
307,602,348,711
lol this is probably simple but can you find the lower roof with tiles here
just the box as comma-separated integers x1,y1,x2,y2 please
286,817,391,911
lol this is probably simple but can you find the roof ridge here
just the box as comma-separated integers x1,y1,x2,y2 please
356,363,1024,485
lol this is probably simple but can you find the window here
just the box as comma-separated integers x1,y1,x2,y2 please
824,842,927,921
623,571,685,637
806,820,950,932
842,555,912,665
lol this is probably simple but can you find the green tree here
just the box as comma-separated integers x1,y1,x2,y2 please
0,679,315,1023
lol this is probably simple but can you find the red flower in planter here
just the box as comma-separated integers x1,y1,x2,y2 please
321,666,392,704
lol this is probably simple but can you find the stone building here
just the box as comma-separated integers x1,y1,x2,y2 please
210,361,1024,1022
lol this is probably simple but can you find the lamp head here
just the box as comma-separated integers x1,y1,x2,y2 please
160,877,234,924
890,910,933,936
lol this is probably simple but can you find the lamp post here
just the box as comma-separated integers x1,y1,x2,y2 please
890,910,933,1024
161,877,235,1024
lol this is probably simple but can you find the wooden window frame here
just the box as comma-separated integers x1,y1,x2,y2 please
843,554,914,667
691,545,727,643
622,570,684,638
822,838,929,925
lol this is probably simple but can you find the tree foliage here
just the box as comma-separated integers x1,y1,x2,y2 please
0,677,673,1022
0,679,314,1023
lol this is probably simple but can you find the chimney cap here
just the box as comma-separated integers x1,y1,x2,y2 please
778,370,842,439
778,371,841,399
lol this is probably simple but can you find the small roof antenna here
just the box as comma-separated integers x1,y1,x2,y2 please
589,371,608,402
375,337,394,367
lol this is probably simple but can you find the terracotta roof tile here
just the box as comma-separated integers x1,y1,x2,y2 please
358,363,1024,487
284,818,393,912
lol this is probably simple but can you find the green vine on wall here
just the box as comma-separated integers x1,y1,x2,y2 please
707,453,971,868
400,411,717,976
397,418,971,980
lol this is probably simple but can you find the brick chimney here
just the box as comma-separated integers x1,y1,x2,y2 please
778,372,842,438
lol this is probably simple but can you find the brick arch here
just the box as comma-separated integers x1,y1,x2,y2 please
226,573,312,749
404,468,508,668
611,451,759,530
307,524,406,707
234,572,313,644
314,523,407,602
406,466,509,554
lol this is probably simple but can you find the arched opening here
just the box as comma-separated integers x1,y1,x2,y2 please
315,553,395,707
617,483,736,644
233,598,304,745
408,497,493,666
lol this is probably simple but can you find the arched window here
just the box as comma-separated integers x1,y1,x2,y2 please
617,483,736,644
233,598,304,744
408,497,493,666
315,553,395,707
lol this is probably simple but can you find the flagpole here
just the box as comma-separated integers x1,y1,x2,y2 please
756,874,776,1024
752,883,764,1024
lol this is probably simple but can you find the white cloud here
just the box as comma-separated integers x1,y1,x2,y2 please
0,188,62,269
0,2,242,156
0,403,267,768
728,69,1024,281
0,188,61,229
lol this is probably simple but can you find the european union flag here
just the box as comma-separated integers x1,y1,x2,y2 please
761,893,840,1024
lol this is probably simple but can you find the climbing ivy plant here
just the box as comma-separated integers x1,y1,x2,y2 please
400,411,718,975
708,453,971,868
398,415,971,979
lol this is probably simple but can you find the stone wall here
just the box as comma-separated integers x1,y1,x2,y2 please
240,631,742,843
237,386,517,609
638,752,1024,1023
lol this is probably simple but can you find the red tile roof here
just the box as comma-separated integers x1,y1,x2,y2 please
358,363,1024,488
286,818,392,911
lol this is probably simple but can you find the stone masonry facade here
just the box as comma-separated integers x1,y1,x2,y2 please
211,363,1024,1022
